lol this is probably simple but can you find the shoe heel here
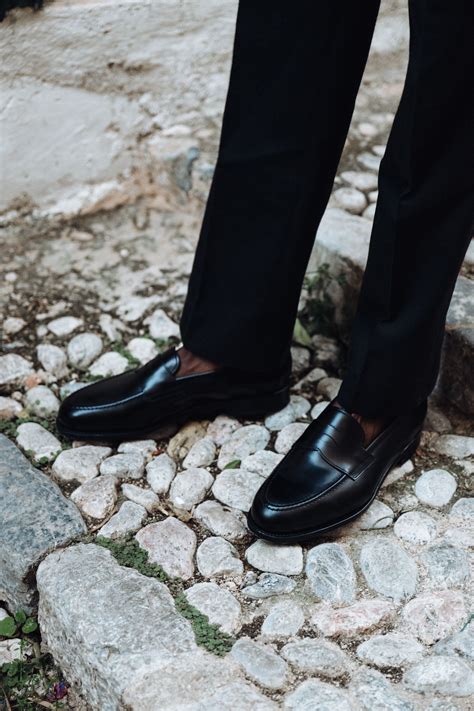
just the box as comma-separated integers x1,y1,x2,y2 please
395,432,421,467
226,386,290,419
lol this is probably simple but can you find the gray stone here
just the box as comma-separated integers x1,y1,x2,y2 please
275,422,308,454
401,590,467,644
356,633,424,668
261,600,305,639
16,422,62,463
281,638,349,678
0,638,23,665
434,618,473,660
264,402,297,431
333,186,367,214
89,351,129,377
425,402,452,433
212,468,265,512
36,544,196,710
349,499,394,530
116,295,160,322
146,453,176,493
196,536,243,578
169,467,213,511
394,511,438,545
184,581,241,634
126,337,158,365
59,380,88,399
0,435,85,611
67,332,103,369
363,203,376,219
117,439,157,461
241,450,283,478
350,668,414,711
217,424,270,469
36,344,68,378
317,377,343,401
283,679,353,711
421,543,470,588
341,170,378,191
182,436,216,468
70,475,118,520
311,400,330,420
246,540,303,575
25,385,60,417
99,501,147,539
435,434,474,459
52,445,112,484
47,316,83,337
0,395,23,420
311,599,395,637
382,459,415,488
100,451,145,479
231,637,288,690
357,152,382,171
403,656,474,697
2,317,25,335
0,354,31,386
121,483,159,512
306,542,356,603
145,308,180,339
415,468,457,507
168,421,208,460
291,345,311,373
193,500,248,541
242,573,297,600
360,539,418,601
206,414,240,445
294,368,328,392
450,497,474,522
136,517,196,579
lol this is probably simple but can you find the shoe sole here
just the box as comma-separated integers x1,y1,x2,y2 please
56,386,290,443
246,431,422,544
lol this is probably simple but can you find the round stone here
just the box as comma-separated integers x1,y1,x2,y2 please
0,396,23,420
2,317,26,335
241,450,283,478
168,421,210,461
434,618,473,660
47,316,83,337
182,437,216,469
121,483,159,513
311,599,394,637
52,445,112,484
435,435,474,460
420,543,470,588
333,187,367,214
36,344,68,379
206,415,240,445
401,590,467,644
245,540,303,576
135,517,196,580
261,600,304,639
360,539,418,601
265,403,297,431
193,500,247,541
126,337,158,365
317,377,342,401
100,452,145,480
357,151,381,171
70,475,117,520
169,467,213,511
25,385,60,417
89,352,129,377
217,424,270,469
274,422,308,454
356,632,424,668
231,637,288,690
196,536,243,578
350,499,394,530
242,573,297,600
403,656,474,697
450,497,474,522
67,333,103,369
415,469,457,507
146,453,176,494
340,170,378,191
350,667,414,711
306,542,356,603
184,582,241,634
394,511,438,545
311,400,330,420
281,638,349,678
117,440,157,461
16,422,62,463
283,679,352,711
145,308,180,340
98,501,147,539
212,468,264,512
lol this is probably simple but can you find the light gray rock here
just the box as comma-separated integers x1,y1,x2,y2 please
291,345,311,373
70,475,117,520
67,332,103,369
403,656,474,697
420,543,470,588
363,203,376,219
275,422,309,454
99,501,147,539
317,377,342,401
206,415,240,445
311,400,330,420
241,450,283,478
415,469,457,507
116,295,160,323
0,395,23,420
382,459,415,488
306,542,356,603
294,368,328,392
217,424,270,469
36,344,68,378
394,511,438,545
341,170,378,191
401,590,467,644
242,573,297,600
196,536,243,578
0,435,85,611
261,600,305,639
52,445,112,484
169,467,213,511
100,451,145,479
89,351,129,377
435,434,474,459
357,151,382,172
349,499,394,530
360,539,418,601
136,517,196,579
333,186,367,214
36,544,196,710
59,380,88,399
311,600,395,637
350,668,414,711
25,385,60,417
2,317,26,335
231,637,288,690
146,453,176,493
16,422,62,463
0,638,23,665
450,497,474,522
168,421,208,461
356,633,424,668
182,436,216,468
117,439,157,461
184,581,241,634
281,638,349,678
434,618,473,660
265,403,297,431
121,483,159,512
193,500,248,541
283,679,353,711
289,394,311,417
99,313,125,342
145,308,180,339
47,316,83,337
126,337,158,365
212,468,265,512
246,540,303,576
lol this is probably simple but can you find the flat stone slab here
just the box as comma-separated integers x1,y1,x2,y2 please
0,434,86,611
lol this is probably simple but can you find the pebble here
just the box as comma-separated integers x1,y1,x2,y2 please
420,543,470,588
193,500,248,541
306,542,356,603
169,467,213,510
317,377,342,401
116,295,160,323
382,458,415,488
117,440,157,461
241,450,283,478
450,497,474,522
231,637,288,690
182,436,216,468
98,501,147,539
67,333,103,369
206,415,240,445
294,367,328,392
283,679,352,711
0,395,23,419
368,189,378,203
196,536,243,578
290,345,311,373
212,468,264,511
356,632,424,668
52,445,112,484
360,539,418,601
136,517,197,579
70,475,117,520
350,668,414,711
184,581,241,634
363,203,376,220
435,434,474,459
0,639,23,665
434,618,473,660
358,121,378,137
36,345,68,379
25,385,60,417
242,573,297,600
121,483,159,512
145,308,180,340
403,656,474,697
349,499,394,530
47,316,83,337
401,590,467,644
99,451,145,479
311,400,330,420
357,152,382,171
246,540,303,575
60,380,88,398
333,186,367,214
217,424,270,469
265,402,297,431
89,351,129,377
274,422,308,454
394,511,438,545
311,334,342,369
126,337,158,365
261,600,305,639
415,469,457,507
168,421,208,460
2,317,26,335
281,638,349,678
146,453,176,494
311,599,394,637
340,170,378,191
98,313,124,342
16,423,62,463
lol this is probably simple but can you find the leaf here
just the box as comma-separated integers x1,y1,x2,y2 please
223,459,241,470
292,318,312,347
0,617,17,638
14,610,26,625
22,618,38,634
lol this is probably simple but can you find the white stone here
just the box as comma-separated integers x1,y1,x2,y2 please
246,540,303,576
184,581,241,634
242,573,297,600
0,638,23,665
281,638,349,678
264,403,297,431
394,511,438,545
360,539,418,601
349,667,413,711
182,436,216,468
136,517,196,579
116,296,160,323
217,424,270,469
196,536,243,578
121,483,159,512
435,434,474,459
401,590,467,644
434,618,473,660
420,543,470,588
25,385,60,417
415,469,457,507
89,351,129,377
231,637,288,690
356,632,424,668
193,500,248,541
16,422,62,463
126,337,158,364
0,395,23,419
145,308,180,340
169,467,213,510
117,439,157,460
47,316,83,337
306,542,356,603
349,499,394,530
60,380,88,399
294,368,328,392
52,445,112,484
283,679,352,711
36,344,68,378
357,151,382,171
206,415,240,445
311,400,330,419
275,422,308,454
333,186,367,214
450,497,474,523
168,421,208,460
403,656,474,697
291,345,311,373
70,475,117,520
98,314,125,342
2,317,26,335
363,203,376,219
261,600,304,639
67,332,103,369
212,468,265,512
311,600,395,637
241,450,283,478
317,377,342,401
146,453,176,494
341,170,378,191
0,354,33,385
99,501,147,539
100,451,145,479
290,394,311,417
382,458,415,487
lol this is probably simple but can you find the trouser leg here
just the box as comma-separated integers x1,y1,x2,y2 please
181,0,380,373
338,0,474,417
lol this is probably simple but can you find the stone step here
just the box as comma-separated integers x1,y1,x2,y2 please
308,208,474,415
0,435,86,612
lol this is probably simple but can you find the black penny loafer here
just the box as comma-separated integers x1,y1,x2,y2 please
247,398,427,543
57,347,290,442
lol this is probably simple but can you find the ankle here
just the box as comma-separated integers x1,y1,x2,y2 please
334,400,389,447
177,346,220,377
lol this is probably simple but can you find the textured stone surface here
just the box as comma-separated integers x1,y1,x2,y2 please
434,618,473,660
193,500,248,541
196,536,243,578
0,435,85,611
217,424,270,469
121,483,159,512
146,452,176,493
0,395,23,419
311,600,395,637
117,439,157,460
231,637,288,690
401,590,467,644
403,656,474,697
414,469,457,507
356,633,424,668
37,344,68,378
360,539,418,601
212,468,265,511
67,332,103,369
242,573,297,600
16,422,62,463
261,600,305,639
281,638,349,678
100,451,145,479
47,316,83,337
394,511,438,545
283,679,353,711
184,581,241,634
168,421,208,461
245,540,303,576
25,385,60,417
70,475,118,520
98,501,147,539
89,351,129,377
145,308,180,339
136,517,196,579
169,466,213,510
306,543,356,603
241,450,283,478
52,445,112,484
349,668,414,711
182,436,216,468
420,543,470,588
207,415,240,445
434,434,474,459
275,422,309,454
349,499,394,530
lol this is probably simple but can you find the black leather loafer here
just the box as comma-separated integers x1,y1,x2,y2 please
248,399,427,542
57,347,290,442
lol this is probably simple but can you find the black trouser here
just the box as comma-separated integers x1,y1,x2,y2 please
180,0,473,417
